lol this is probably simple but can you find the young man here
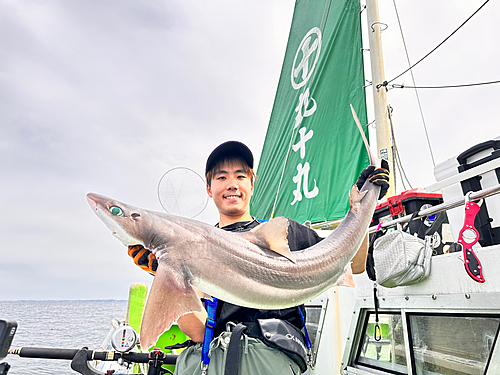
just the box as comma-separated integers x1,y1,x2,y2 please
172,141,327,375
128,141,389,375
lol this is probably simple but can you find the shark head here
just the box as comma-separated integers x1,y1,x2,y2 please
86,193,149,247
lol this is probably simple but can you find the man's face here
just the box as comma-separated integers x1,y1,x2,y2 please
206,160,254,221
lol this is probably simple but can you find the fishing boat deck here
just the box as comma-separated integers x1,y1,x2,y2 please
334,243,500,375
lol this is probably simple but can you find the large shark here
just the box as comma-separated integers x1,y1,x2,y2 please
87,107,380,349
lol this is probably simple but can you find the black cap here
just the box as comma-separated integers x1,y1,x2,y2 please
205,141,254,175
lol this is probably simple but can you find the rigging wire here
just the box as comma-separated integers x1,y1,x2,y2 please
390,80,500,90
391,0,435,167
388,106,412,191
382,0,490,87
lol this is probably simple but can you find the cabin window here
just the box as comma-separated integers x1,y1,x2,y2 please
355,312,408,374
408,313,500,375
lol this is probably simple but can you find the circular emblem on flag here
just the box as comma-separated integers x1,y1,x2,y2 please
291,27,322,89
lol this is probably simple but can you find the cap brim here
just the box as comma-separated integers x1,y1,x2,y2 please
205,141,254,175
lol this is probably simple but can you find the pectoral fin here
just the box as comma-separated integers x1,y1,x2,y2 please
140,257,203,350
243,217,296,263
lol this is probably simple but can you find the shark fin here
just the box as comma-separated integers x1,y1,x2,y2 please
140,258,203,350
349,184,368,208
335,263,356,288
245,217,296,263
350,104,381,168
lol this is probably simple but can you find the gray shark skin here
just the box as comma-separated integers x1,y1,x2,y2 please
87,178,379,349
87,106,379,349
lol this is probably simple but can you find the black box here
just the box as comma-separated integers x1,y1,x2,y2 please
457,139,500,246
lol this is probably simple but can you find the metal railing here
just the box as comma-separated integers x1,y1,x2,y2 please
369,183,500,233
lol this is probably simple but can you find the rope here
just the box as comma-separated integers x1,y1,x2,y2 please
382,0,490,87
391,0,435,166
388,106,412,191
390,80,500,90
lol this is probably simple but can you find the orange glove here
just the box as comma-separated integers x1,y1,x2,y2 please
128,245,157,275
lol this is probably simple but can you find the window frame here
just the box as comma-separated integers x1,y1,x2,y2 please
344,307,500,375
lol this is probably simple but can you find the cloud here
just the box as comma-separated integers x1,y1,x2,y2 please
0,0,294,300
1,0,499,301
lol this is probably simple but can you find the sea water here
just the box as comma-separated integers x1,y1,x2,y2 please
0,300,128,375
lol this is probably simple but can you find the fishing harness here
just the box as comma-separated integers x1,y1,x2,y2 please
199,218,314,374
200,297,219,375
200,298,313,375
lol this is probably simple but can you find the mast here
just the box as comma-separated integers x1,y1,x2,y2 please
365,0,395,197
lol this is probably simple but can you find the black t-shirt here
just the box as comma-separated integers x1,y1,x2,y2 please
212,219,323,338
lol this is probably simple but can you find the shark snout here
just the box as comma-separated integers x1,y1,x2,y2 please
86,193,98,210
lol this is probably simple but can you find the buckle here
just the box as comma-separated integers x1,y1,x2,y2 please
205,317,216,330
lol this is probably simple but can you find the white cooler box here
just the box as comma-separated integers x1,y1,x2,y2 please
433,137,500,248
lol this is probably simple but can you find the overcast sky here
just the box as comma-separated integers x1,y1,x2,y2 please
1,0,498,300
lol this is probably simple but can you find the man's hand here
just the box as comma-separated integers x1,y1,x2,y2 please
128,245,158,274
356,159,390,199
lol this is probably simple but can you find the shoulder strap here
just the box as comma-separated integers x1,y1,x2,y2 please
366,224,385,282
224,323,247,375
298,306,314,368
201,298,219,368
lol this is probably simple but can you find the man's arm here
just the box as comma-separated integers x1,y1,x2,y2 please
351,160,389,273
177,288,207,343
351,232,369,274
177,311,207,343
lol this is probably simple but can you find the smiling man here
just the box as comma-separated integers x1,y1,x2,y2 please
127,140,388,375
171,141,327,375
204,141,255,228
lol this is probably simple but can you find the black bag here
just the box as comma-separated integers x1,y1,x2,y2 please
257,318,308,373
367,230,385,281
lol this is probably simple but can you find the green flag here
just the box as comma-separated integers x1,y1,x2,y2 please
251,0,369,224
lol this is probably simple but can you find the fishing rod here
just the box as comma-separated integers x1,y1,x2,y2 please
8,347,177,375
0,319,177,375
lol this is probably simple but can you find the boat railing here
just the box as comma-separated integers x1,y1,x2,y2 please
369,183,500,233
310,152,500,232
310,183,500,233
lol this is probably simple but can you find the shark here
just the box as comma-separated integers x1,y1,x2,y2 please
86,106,381,349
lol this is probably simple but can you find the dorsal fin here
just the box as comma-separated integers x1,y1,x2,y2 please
243,217,296,263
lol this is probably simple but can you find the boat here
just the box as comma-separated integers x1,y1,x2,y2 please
4,1,500,374
248,0,500,374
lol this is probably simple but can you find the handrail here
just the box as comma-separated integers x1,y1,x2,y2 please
369,183,500,233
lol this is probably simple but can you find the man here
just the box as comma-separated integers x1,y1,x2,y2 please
128,141,389,375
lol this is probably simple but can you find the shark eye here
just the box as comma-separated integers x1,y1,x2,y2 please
109,206,125,217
